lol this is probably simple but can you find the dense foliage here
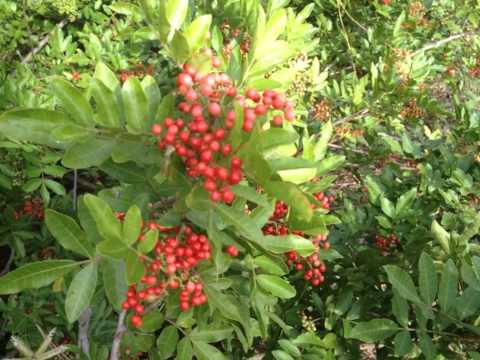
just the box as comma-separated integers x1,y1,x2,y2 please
1,0,480,359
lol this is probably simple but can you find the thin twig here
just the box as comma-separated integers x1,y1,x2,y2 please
110,311,127,360
72,169,78,212
78,308,92,359
0,247,14,276
333,108,370,126
412,30,480,57
21,19,68,65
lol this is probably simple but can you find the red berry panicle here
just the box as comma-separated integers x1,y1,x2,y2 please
374,233,400,256
263,200,332,287
119,221,212,327
151,61,297,204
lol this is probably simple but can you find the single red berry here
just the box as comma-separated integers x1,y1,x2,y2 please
131,315,143,327
151,124,162,135
271,115,283,127
208,102,222,117
177,73,193,87
222,190,235,204
225,245,239,257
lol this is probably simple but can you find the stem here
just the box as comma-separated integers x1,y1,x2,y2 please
20,19,68,65
78,308,92,358
412,30,480,57
110,311,127,360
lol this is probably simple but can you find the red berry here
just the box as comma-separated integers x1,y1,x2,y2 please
131,315,143,327
151,124,162,135
210,191,222,202
180,302,190,311
208,102,221,117
222,190,235,204
212,56,221,68
225,245,239,257
271,115,283,126
177,73,193,87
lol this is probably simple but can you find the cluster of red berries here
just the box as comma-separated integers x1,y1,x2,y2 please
313,192,335,211
374,233,400,256
271,201,288,220
151,62,296,203
151,66,245,204
119,63,154,83
13,198,44,221
263,201,332,287
119,223,213,327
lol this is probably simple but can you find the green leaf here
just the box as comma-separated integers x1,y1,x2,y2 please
125,250,145,285
472,257,480,280
313,121,333,161
83,194,122,241
203,286,242,323
213,203,263,244
51,78,93,126
278,168,317,185
122,77,148,134
431,220,450,254
461,263,480,291
0,109,70,148
316,155,345,176
395,188,417,217
230,185,270,207
384,265,422,303
418,332,436,360
122,206,142,246
348,319,400,342
170,31,191,64
438,259,458,313
141,310,164,332
272,350,294,360
262,234,315,256
94,62,120,92
190,326,233,343
263,180,313,222
65,262,97,323
90,79,121,128
394,331,413,357
44,179,66,196
62,137,116,169
45,210,94,258
185,15,212,53
192,341,228,360
278,339,301,357
141,75,161,122
392,289,409,328
380,195,395,218
0,260,80,295
257,274,296,299
456,287,480,320
102,259,128,310
138,228,158,253
260,128,299,151
97,239,128,259
254,255,288,275
176,337,193,360
365,175,383,203
22,178,42,192
165,0,188,32
157,325,179,358
418,252,437,305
